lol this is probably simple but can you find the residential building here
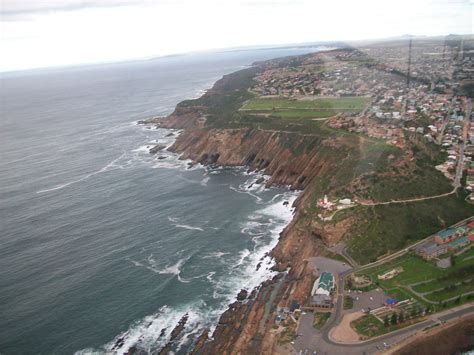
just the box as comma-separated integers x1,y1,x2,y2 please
311,272,335,296
415,241,448,260
434,228,457,244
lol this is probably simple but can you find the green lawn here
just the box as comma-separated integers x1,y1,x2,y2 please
352,313,426,339
425,281,474,302
358,252,474,305
362,255,443,289
242,96,369,111
269,110,336,119
344,295,354,310
313,312,332,329
347,193,474,264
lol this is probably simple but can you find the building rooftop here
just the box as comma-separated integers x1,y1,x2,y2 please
310,294,332,306
437,228,456,240
448,235,469,248
318,272,335,292
416,241,447,255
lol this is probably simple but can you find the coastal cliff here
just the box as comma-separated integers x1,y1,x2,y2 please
144,114,355,354
142,48,474,354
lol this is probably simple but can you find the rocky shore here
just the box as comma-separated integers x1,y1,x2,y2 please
141,105,352,355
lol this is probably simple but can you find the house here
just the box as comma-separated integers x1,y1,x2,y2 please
415,241,448,260
448,236,470,251
434,228,457,244
339,198,352,205
468,221,474,230
378,267,403,281
311,272,335,296
310,294,333,308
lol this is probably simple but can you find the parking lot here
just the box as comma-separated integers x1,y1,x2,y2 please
308,256,353,275
347,289,389,312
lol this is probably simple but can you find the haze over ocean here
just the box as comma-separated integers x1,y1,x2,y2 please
0,47,315,354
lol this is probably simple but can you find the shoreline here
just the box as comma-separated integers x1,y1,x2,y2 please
140,119,323,354
101,123,304,354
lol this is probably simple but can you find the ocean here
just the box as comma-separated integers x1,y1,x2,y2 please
0,47,316,354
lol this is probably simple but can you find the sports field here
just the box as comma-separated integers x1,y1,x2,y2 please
240,96,369,120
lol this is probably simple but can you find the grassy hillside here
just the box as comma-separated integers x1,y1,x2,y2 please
346,192,474,264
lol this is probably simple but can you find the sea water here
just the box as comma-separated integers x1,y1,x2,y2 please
0,47,317,354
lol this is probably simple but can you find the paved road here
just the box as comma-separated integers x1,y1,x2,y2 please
454,98,471,188
295,212,474,354
295,304,474,354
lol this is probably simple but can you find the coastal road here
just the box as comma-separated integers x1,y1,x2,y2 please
295,303,474,354
295,214,474,354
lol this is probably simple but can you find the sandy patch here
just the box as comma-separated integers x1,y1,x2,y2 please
329,311,364,343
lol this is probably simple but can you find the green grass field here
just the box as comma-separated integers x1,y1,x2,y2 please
346,193,474,264
353,307,426,339
357,251,474,306
269,110,336,119
241,97,369,111
239,96,369,121
313,312,331,329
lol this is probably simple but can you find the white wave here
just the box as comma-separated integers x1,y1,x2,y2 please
168,216,204,231
200,176,210,186
235,249,250,266
128,254,193,285
158,258,187,276
206,271,216,281
229,185,262,202
175,224,204,232
132,144,154,153
36,152,125,194
202,251,230,259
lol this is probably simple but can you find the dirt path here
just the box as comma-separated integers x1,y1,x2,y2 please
360,189,455,207
329,311,364,343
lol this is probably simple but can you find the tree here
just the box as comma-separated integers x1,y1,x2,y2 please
398,312,405,324
391,312,398,325
451,254,456,267
455,296,461,304
384,315,390,327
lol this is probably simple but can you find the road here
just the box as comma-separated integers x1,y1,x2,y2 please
359,189,456,206
294,214,474,354
295,303,474,354
437,97,456,145
454,97,471,188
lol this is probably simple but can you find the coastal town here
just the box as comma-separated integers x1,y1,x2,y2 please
140,35,474,355
241,36,474,354
250,37,474,203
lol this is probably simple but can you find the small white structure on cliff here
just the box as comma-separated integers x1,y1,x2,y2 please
317,195,333,210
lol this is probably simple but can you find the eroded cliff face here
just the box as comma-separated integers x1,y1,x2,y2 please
170,127,340,192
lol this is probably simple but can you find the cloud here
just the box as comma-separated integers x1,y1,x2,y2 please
0,0,471,72
0,0,173,18
0,0,302,17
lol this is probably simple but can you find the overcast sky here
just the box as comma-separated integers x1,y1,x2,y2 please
0,0,472,72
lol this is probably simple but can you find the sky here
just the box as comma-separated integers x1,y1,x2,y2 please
0,0,472,72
